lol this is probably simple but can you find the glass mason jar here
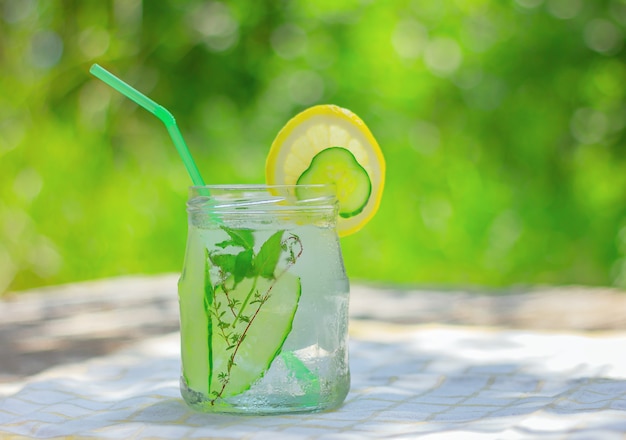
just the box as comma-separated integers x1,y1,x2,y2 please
178,185,350,414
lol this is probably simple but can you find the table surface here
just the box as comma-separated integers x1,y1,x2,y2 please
1,274,626,439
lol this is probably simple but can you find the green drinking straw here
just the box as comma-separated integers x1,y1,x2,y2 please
90,63,317,389
89,64,205,187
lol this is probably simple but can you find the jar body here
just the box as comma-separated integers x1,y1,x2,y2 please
178,185,350,414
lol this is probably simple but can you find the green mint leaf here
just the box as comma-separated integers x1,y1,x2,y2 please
216,226,255,250
233,249,253,284
254,230,285,279
209,252,237,275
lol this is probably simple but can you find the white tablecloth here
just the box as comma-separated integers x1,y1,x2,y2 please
1,322,626,439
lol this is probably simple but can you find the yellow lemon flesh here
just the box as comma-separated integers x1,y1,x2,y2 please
266,105,385,237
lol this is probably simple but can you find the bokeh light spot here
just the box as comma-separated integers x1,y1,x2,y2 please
592,60,626,99
28,237,63,278
463,75,507,111
2,207,30,246
570,108,609,144
453,66,484,90
420,197,453,232
79,81,111,130
0,245,17,294
546,0,582,20
462,14,500,53
79,27,110,58
271,24,308,60
288,70,325,105
485,210,523,267
305,32,339,69
0,117,26,156
584,19,624,55
2,0,36,23
515,0,544,8
114,0,142,28
409,120,440,155
13,168,43,203
424,37,463,76
29,30,64,69
188,1,239,52
391,18,428,60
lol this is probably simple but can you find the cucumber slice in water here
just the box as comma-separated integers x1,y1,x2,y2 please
179,233,212,396
208,273,302,399
296,147,372,218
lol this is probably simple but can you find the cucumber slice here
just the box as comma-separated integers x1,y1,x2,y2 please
296,147,372,218
209,272,302,399
178,230,211,395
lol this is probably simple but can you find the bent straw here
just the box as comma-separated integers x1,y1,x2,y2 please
91,64,317,384
89,64,205,186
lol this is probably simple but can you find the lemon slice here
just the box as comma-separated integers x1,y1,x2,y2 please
266,104,385,236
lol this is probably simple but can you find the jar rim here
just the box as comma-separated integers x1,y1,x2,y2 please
189,184,334,191
187,184,338,216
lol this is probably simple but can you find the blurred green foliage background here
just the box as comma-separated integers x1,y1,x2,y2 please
3,0,626,294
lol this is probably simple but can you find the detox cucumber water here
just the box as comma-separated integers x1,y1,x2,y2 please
178,185,350,414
